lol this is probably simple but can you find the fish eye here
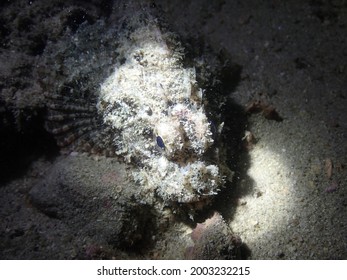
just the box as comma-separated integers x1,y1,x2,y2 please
156,136,165,149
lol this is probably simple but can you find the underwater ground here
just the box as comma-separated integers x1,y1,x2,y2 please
0,0,346,259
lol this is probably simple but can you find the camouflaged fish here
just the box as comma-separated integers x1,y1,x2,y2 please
43,1,231,204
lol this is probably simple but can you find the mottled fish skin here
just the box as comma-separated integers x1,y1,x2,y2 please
44,0,229,204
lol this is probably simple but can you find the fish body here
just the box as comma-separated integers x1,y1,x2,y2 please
45,1,229,204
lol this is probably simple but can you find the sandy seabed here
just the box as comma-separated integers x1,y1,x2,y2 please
0,0,346,259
